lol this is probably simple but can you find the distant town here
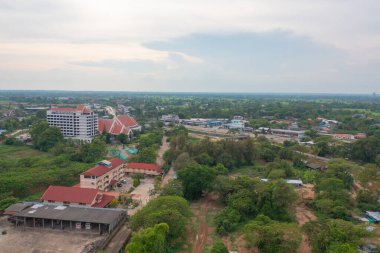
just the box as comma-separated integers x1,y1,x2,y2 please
0,91,379,253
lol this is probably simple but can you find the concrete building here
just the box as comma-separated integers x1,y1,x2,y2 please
41,186,114,208
47,105,98,142
125,163,163,176
270,129,305,139
5,202,126,234
80,158,124,191
225,119,245,129
160,114,180,124
333,134,355,141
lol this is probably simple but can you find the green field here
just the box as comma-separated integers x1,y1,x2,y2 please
0,144,92,201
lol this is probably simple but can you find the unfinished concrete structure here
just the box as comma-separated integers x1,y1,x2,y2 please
5,202,127,235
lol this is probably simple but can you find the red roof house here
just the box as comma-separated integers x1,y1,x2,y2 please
125,163,163,175
41,185,114,208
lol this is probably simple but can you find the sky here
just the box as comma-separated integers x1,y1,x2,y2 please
0,0,379,93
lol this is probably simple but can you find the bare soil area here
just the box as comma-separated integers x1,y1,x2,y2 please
0,217,105,253
294,185,317,253
182,193,222,253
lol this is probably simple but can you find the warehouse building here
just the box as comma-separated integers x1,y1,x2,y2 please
5,202,127,235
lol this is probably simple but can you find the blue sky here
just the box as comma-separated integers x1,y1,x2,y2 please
0,0,379,93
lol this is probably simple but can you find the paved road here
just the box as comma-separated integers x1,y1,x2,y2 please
295,151,331,163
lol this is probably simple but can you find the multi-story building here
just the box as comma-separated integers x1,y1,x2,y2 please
80,158,124,191
47,105,98,142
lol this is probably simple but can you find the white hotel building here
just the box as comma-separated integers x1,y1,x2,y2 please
47,105,98,142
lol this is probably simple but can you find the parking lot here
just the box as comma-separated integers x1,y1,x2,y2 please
128,177,156,215
112,176,133,194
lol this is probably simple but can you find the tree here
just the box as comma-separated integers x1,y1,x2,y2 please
36,126,63,151
210,239,229,253
77,138,107,162
117,133,128,144
160,180,184,197
215,207,241,234
0,196,19,211
177,163,216,200
126,223,169,253
304,219,367,253
327,243,357,253
244,215,301,253
136,147,157,163
173,152,193,170
130,196,190,240
194,152,214,166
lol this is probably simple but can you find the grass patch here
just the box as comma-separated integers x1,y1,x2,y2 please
0,144,92,199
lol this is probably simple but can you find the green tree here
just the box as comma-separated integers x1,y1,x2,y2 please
36,126,63,151
327,243,357,253
77,138,107,162
117,133,128,144
215,207,241,234
177,163,216,200
130,196,190,240
244,215,301,253
126,223,169,253
136,147,157,163
160,180,184,197
304,219,367,253
211,239,229,253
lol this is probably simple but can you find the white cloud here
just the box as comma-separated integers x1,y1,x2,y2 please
0,0,379,92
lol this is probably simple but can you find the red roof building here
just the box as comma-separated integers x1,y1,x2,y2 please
80,158,125,191
98,115,141,137
81,158,124,177
125,163,163,176
41,185,114,208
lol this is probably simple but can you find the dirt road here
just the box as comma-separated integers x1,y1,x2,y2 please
156,135,169,167
192,196,210,253
295,185,316,253
191,193,222,253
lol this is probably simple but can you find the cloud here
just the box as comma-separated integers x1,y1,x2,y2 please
0,0,379,92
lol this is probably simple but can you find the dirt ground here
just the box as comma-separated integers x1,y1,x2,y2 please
156,135,169,167
180,193,223,253
223,234,258,253
0,217,104,253
294,184,317,253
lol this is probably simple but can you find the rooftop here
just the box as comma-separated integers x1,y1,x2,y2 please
7,203,126,224
81,158,124,177
49,105,92,114
126,163,163,173
41,186,99,205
